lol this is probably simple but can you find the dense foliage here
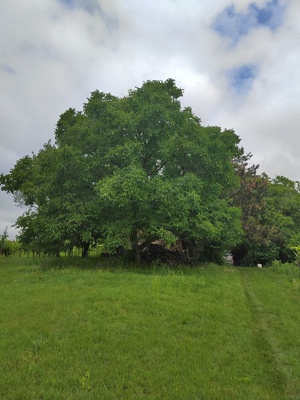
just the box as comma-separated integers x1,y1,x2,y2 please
229,154,300,265
1,79,300,265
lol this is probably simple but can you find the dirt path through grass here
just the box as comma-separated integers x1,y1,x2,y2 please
239,268,300,400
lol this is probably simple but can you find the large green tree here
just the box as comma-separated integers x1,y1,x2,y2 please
1,79,243,263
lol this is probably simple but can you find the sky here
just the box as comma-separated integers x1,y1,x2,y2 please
0,0,299,239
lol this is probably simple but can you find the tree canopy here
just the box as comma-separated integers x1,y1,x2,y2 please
1,79,299,265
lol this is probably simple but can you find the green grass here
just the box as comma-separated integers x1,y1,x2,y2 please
0,257,300,399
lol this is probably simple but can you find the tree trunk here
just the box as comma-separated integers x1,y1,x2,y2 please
82,242,89,257
131,230,141,266
134,245,141,265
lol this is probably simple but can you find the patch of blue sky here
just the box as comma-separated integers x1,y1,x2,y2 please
228,64,258,94
212,0,285,44
60,0,74,9
60,0,99,14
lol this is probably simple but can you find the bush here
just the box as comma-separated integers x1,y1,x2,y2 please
0,244,12,256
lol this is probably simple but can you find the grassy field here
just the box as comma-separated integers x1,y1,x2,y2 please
0,257,300,399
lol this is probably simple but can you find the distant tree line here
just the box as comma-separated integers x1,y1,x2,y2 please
1,79,300,265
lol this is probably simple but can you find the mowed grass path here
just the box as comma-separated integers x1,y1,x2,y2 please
0,258,300,399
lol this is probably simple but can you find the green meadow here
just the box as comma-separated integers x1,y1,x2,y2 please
1,257,300,399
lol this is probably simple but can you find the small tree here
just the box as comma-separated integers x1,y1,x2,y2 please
231,153,279,265
230,154,298,266
0,227,12,256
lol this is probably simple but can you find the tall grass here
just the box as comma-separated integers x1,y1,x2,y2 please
1,257,300,399
270,259,300,278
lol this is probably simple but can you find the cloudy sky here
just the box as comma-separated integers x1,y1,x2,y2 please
0,0,299,238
